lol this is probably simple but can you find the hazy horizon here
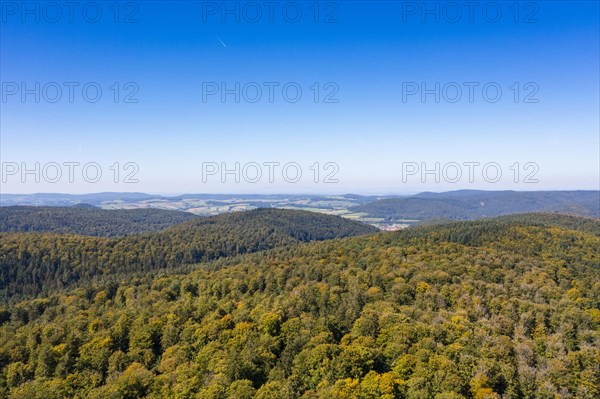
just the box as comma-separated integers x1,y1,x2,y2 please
2,188,599,198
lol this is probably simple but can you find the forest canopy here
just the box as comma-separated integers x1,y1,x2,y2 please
0,213,598,398
0,208,377,299
0,206,199,237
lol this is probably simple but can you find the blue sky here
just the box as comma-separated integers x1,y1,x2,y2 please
1,0,598,194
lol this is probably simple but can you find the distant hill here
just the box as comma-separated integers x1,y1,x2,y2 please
0,192,380,207
0,206,199,237
0,192,158,206
352,190,600,221
412,212,600,236
0,208,377,298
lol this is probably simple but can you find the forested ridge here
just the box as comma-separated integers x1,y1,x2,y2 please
351,191,600,221
0,214,598,398
0,206,199,237
0,209,378,299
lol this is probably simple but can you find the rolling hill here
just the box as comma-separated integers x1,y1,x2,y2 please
0,192,159,207
0,206,199,237
0,208,377,298
351,190,600,221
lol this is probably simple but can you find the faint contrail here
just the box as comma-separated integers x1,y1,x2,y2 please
217,37,227,48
